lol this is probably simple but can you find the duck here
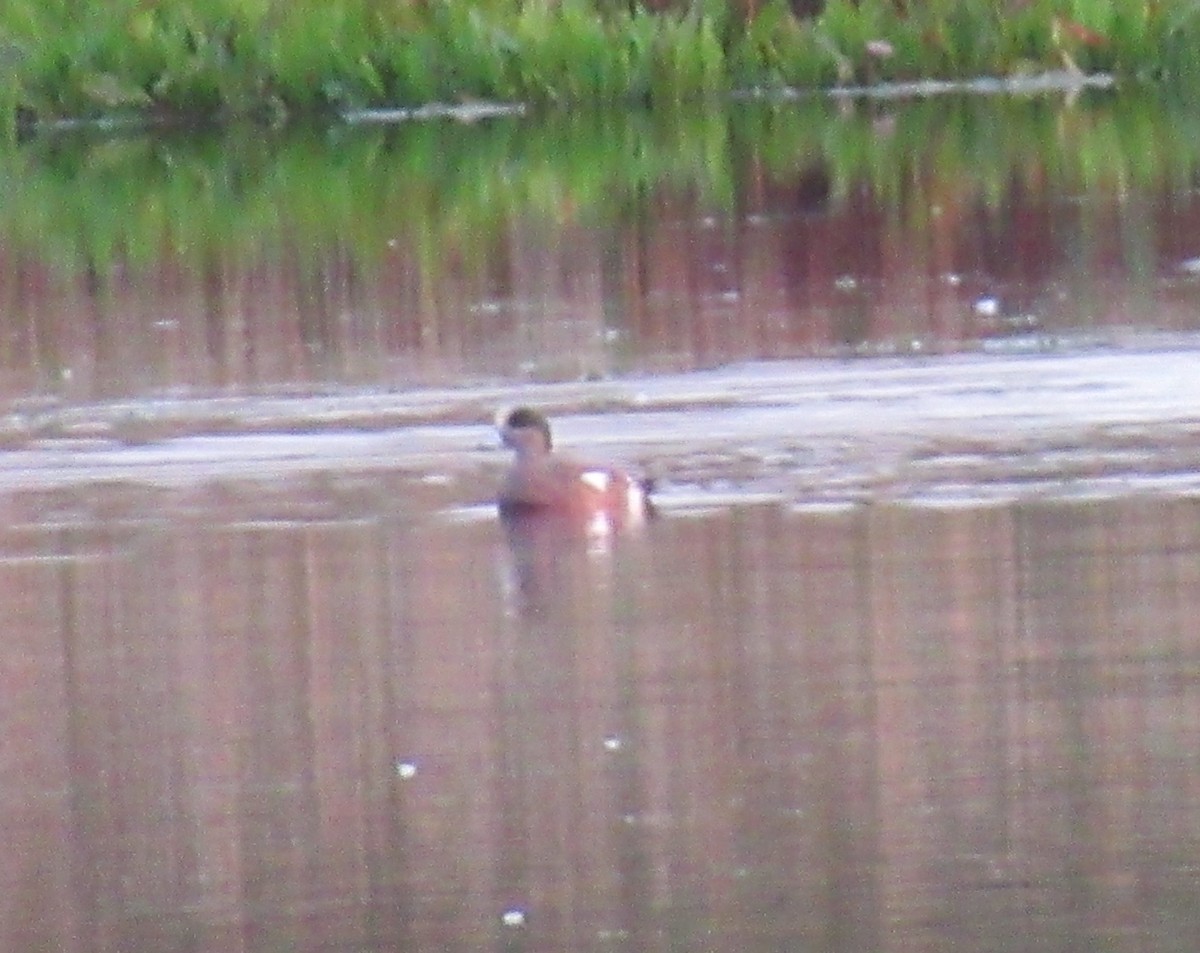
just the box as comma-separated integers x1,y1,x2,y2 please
496,406,651,524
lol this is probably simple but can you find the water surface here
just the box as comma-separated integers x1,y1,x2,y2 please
5,92,1200,413
3,92,1200,953
4,484,1200,952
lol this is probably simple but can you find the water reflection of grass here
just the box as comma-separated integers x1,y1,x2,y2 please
3,109,731,273
2,94,1198,277
6,0,1200,129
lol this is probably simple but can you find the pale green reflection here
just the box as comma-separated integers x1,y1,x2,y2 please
2,93,1200,404
4,92,1200,276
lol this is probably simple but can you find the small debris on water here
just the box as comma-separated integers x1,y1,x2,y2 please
603,735,623,752
394,760,418,779
973,296,1001,317
501,909,527,927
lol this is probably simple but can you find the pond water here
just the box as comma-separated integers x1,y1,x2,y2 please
4,90,1200,953
6,488,1200,952
6,90,1200,409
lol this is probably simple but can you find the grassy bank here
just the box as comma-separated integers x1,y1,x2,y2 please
5,0,1200,131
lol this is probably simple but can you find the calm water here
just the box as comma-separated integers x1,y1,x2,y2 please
4,486,1200,952
4,91,1200,411
4,91,1200,952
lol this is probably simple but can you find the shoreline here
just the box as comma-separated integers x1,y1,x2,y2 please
22,70,1116,138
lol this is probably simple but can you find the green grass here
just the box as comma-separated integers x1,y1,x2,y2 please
4,0,1200,129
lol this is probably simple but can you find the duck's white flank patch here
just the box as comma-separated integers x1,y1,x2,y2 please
628,483,646,516
580,470,611,492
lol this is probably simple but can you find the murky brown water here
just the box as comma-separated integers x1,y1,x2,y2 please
4,483,1200,953
6,93,1200,413
6,94,1200,952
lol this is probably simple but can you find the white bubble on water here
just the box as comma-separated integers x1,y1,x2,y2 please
973,296,1001,317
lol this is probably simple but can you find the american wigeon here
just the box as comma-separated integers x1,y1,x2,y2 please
497,406,651,524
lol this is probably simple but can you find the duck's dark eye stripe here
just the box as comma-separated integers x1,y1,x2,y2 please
505,408,542,428
503,407,552,448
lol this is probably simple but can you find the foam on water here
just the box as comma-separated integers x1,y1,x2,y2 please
1,346,1199,503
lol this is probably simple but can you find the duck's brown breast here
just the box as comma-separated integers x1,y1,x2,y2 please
501,454,646,521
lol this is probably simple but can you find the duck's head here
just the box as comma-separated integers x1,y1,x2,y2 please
498,406,553,456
